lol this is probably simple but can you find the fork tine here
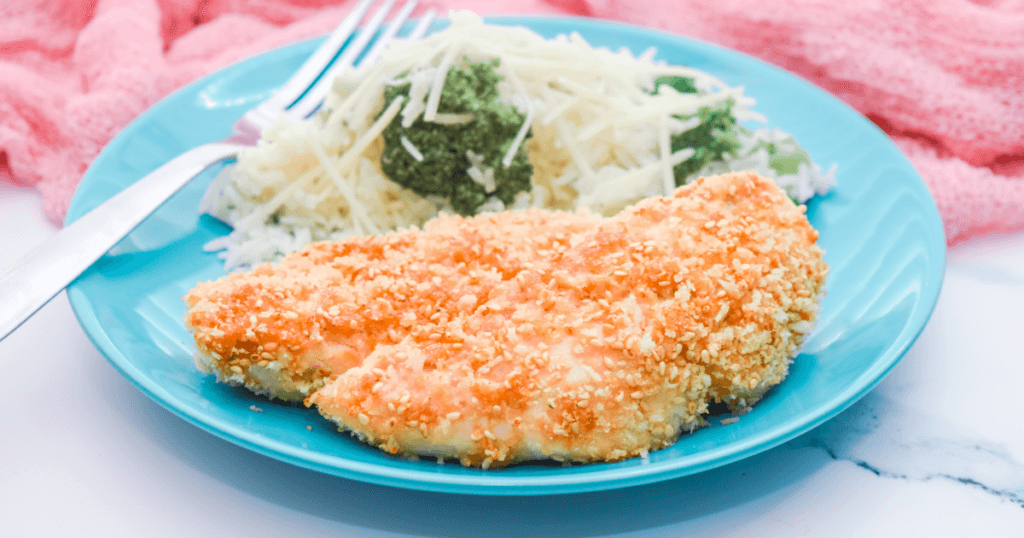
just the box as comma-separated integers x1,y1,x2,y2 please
316,0,399,85
412,9,437,39
404,7,436,42
358,1,422,66
270,0,375,110
286,0,418,120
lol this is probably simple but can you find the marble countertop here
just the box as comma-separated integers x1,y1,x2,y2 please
2,182,1022,536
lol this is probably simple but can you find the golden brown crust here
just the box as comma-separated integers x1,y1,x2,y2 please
183,171,828,467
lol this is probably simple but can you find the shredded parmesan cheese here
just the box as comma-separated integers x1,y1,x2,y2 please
400,135,424,161
200,10,835,271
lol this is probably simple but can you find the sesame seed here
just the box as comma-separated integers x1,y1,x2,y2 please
358,413,369,425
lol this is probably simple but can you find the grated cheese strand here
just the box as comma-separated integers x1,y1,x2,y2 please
497,63,534,169
553,117,597,181
311,95,406,236
659,114,674,196
424,37,461,123
401,135,425,161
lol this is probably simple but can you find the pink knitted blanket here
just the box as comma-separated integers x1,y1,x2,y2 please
2,0,1021,245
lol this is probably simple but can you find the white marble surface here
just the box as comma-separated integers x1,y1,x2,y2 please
2,181,1023,537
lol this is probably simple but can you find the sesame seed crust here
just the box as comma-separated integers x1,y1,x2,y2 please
183,171,828,467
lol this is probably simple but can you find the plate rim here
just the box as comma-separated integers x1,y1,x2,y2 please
65,14,947,495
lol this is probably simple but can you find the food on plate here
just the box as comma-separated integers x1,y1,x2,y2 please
379,58,534,216
199,11,835,271
184,171,828,467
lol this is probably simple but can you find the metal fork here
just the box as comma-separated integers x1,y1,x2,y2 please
0,0,437,342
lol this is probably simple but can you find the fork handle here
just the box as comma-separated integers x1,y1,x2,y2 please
0,142,244,342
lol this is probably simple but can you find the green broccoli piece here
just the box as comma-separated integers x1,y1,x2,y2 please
655,75,820,203
653,75,698,94
652,76,743,187
750,138,813,176
669,99,742,187
379,58,532,216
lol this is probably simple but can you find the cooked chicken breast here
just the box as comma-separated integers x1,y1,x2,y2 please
184,171,828,467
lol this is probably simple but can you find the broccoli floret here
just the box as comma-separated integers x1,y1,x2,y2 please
379,58,532,216
669,99,742,187
653,75,698,94
655,75,821,203
653,76,743,187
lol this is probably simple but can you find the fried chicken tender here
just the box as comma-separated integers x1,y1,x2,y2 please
184,171,827,467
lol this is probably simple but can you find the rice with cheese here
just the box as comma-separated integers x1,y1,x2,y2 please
201,11,835,270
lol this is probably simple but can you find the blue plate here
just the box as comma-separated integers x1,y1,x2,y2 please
65,16,945,495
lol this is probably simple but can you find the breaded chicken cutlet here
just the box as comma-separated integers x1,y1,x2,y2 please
184,171,828,467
